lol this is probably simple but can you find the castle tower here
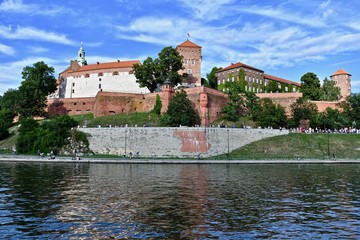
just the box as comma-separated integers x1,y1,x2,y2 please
330,69,351,101
176,39,202,87
77,42,87,66
161,78,175,113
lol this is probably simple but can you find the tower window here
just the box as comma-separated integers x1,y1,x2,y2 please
72,82,75,87
113,71,119,76
191,60,195,65
99,84,102,89
184,60,188,65
187,69,192,74
85,73,90,78
98,72,103,77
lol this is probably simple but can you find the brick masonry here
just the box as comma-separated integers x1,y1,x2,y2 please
79,127,289,158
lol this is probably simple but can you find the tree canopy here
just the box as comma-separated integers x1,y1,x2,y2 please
204,67,222,89
252,98,287,128
290,97,319,127
300,72,321,100
161,90,199,127
134,46,184,92
17,61,57,118
320,77,340,101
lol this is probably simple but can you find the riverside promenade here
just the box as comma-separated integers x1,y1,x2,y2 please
0,154,359,164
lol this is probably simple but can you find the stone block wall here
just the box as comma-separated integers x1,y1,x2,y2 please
79,127,288,158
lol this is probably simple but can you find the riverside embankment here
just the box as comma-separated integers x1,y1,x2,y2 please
78,127,288,158
0,154,358,164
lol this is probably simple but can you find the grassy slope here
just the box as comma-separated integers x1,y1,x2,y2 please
222,133,360,160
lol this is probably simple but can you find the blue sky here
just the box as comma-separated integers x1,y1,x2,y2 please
1,0,360,95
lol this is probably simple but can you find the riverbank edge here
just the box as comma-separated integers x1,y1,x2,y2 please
0,155,359,164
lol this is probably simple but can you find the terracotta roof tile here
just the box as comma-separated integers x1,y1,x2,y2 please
177,40,202,48
217,62,264,73
264,74,301,87
331,69,351,76
72,60,141,73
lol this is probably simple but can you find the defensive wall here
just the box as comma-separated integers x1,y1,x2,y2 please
79,127,289,158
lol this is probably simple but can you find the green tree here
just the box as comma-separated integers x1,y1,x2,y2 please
342,93,360,126
320,77,340,101
204,67,222,89
319,107,349,130
134,46,184,92
219,70,247,121
300,72,321,100
17,61,57,118
16,115,77,154
0,109,14,139
290,97,319,127
152,94,162,115
252,98,287,128
161,90,199,127
0,89,20,117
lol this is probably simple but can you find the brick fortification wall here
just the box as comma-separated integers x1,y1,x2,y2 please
257,92,341,115
79,127,288,158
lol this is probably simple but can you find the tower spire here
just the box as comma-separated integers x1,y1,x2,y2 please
77,42,87,66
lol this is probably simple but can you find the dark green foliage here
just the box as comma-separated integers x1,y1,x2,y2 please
204,67,222,89
320,78,340,101
16,115,77,154
0,89,19,117
342,93,360,126
319,107,349,130
134,46,184,92
152,94,162,115
252,98,287,128
219,70,247,121
267,80,280,93
0,109,14,139
290,97,319,127
300,72,321,100
161,90,200,127
18,61,57,118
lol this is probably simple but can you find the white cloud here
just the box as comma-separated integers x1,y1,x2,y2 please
179,0,235,21
0,25,76,45
0,0,64,16
0,42,15,55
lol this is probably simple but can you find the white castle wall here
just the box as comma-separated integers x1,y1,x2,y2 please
79,127,288,158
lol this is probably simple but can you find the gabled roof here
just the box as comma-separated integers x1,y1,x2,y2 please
264,74,301,87
177,39,202,48
73,60,141,73
216,62,264,73
331,69,351,77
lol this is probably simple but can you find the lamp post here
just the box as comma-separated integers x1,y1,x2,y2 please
227,129,230,159
124,129,127,157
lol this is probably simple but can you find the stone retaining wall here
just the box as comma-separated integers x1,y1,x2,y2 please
79,127,288,158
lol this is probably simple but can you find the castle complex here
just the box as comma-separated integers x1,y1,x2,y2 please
48,39,352,126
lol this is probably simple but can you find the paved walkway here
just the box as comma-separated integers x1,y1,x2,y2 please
0,154,358,164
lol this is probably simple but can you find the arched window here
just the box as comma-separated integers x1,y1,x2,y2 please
85,73,90,78
98,72,103,76
112,71,119,76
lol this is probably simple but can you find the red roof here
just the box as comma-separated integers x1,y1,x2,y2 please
331,69,351,76
264,74,301,87
177,40,202,48
217,62,264,73
73,60,141,73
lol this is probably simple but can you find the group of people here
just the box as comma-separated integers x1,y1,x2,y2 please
37,150,55,159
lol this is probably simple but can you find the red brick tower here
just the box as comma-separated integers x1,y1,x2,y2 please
330,69,351,101
176,40,202,87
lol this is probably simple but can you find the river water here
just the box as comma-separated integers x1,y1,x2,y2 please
0,162,359,239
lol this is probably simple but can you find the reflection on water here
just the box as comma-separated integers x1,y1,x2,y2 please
1,162,360,239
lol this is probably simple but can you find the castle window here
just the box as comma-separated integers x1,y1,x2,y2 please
113,71,119,76
184,60,188,65
191,60,195,65
72,82,75,87
72,89,75,94
99,78,102,81
187,69,192,74
99,84,101,89
85,73,90,78
98,72,103,76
